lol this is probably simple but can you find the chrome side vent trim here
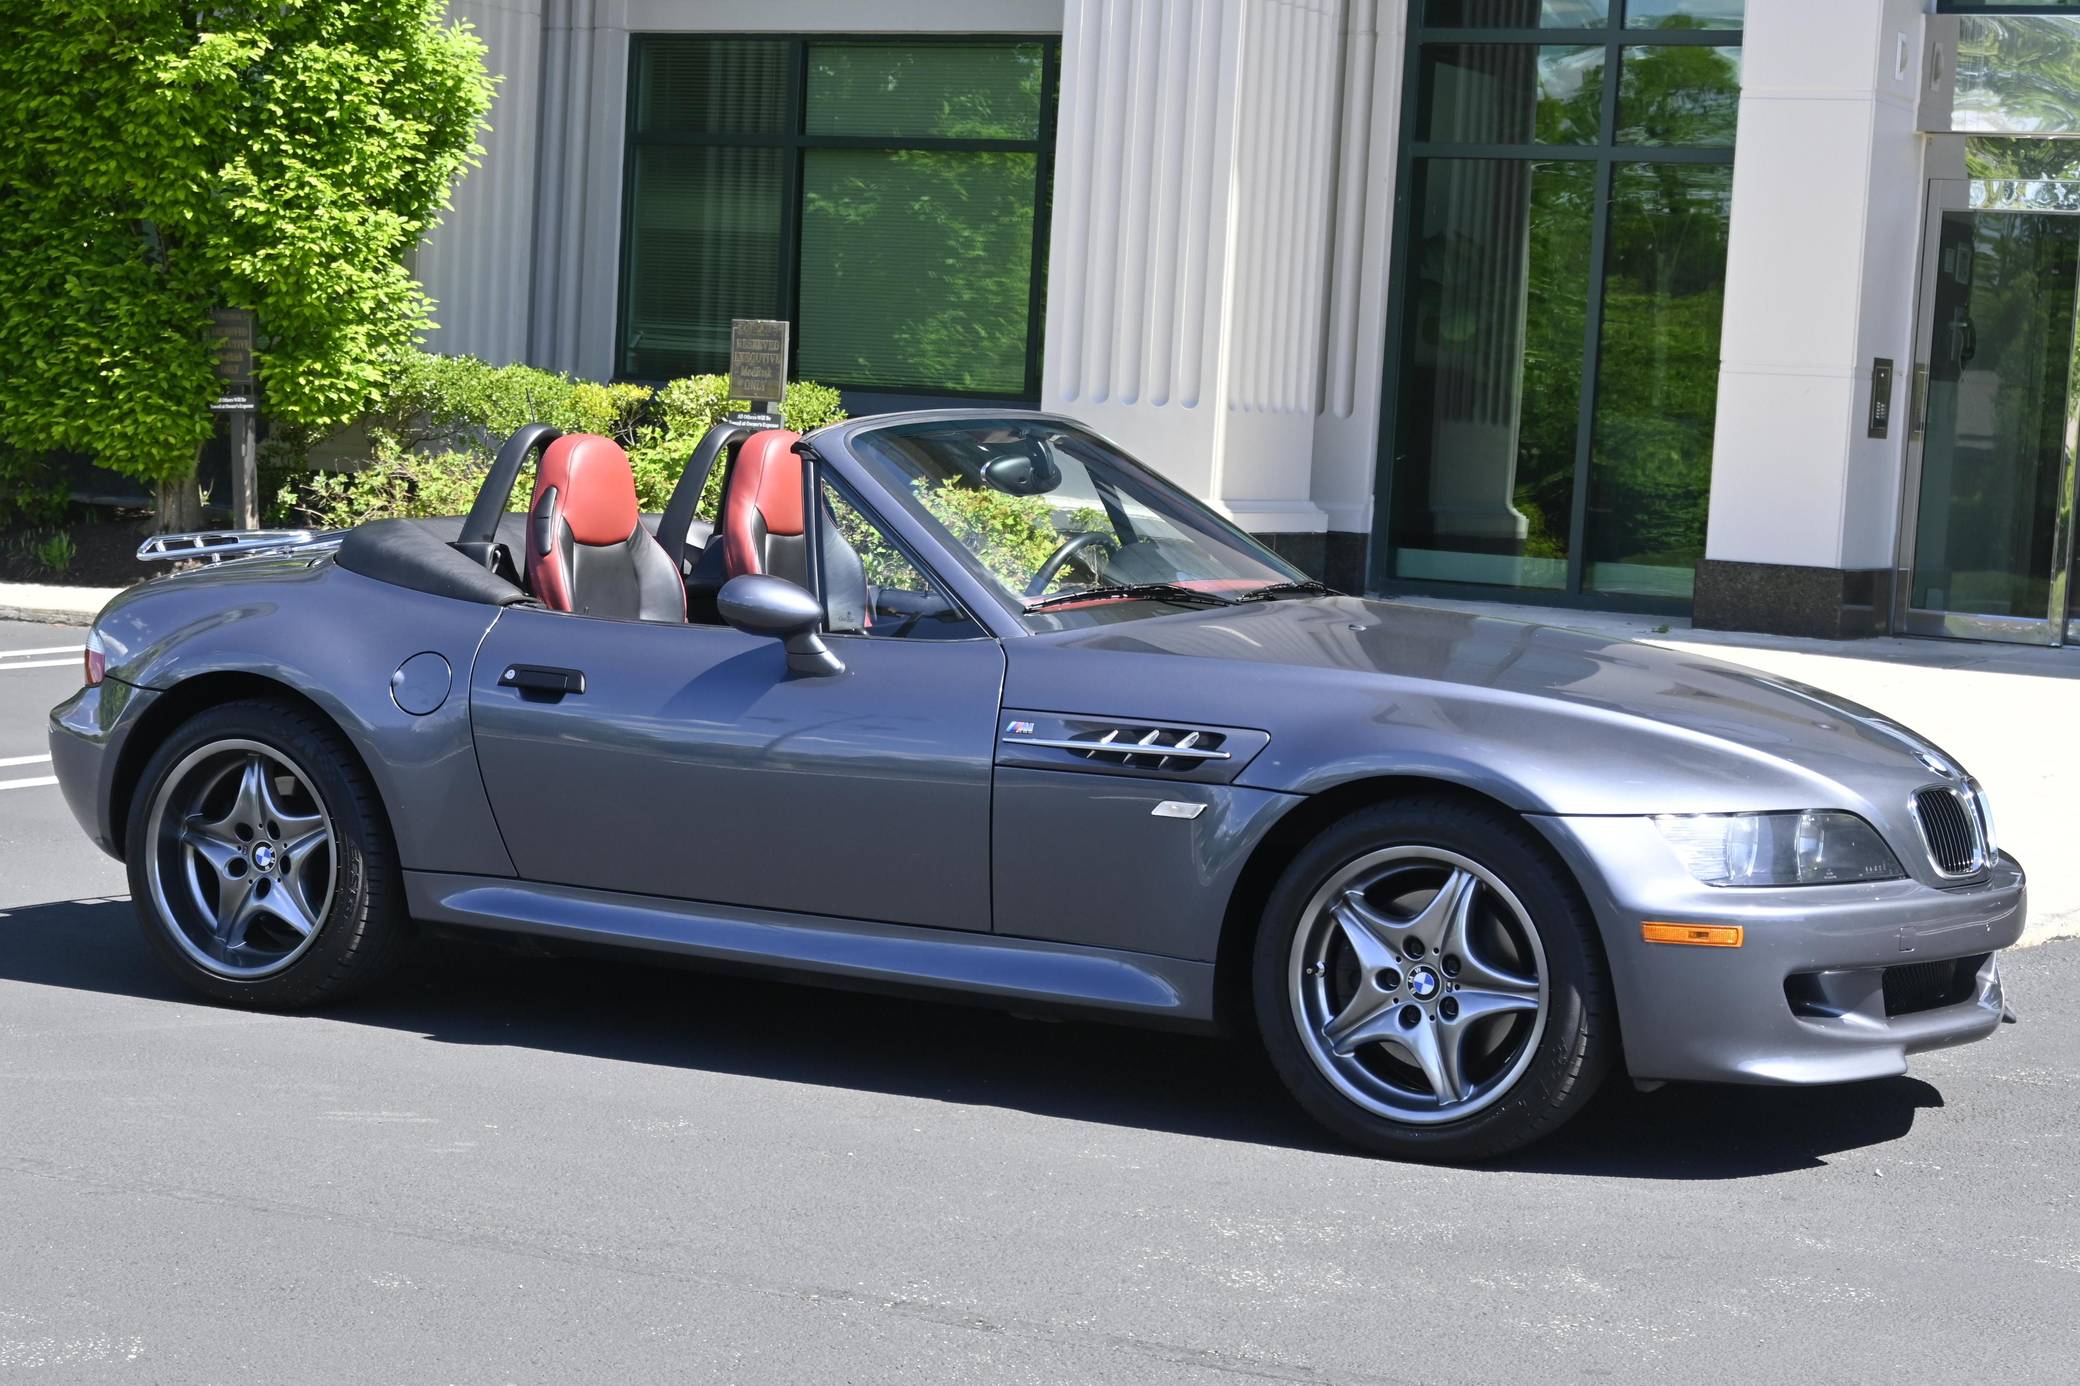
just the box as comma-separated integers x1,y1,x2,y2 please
995,711,1269,784
1036,725,1232,773
1911,785,1988,882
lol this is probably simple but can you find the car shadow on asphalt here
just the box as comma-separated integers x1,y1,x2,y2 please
2,896,1944,1179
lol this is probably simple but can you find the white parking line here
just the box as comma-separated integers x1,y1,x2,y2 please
0,660,79,671
0,646,84,659
0,775,58,791
0,754,52,768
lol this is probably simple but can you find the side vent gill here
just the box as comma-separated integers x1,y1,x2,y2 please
995,711,1269,784
1064,725,1229,774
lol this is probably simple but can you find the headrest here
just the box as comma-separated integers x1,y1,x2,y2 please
536,434,638,546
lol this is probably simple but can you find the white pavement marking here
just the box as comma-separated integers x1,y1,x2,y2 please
0,754,52,768
0,776,59,791
0,646,84,659
0,659,79,671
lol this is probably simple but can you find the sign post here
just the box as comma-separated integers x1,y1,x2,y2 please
726,318,789,431
210,309,259,529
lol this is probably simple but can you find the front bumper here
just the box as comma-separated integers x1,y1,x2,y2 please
48,677,159,860
1533,815,2025,1086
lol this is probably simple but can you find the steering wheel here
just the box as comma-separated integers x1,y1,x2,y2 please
1025,531,1119,598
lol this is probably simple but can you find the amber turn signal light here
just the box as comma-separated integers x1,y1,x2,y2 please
1641,921,1743,948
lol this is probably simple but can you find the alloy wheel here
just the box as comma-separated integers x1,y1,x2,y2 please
143,738,337,980
1288,846,1549,1125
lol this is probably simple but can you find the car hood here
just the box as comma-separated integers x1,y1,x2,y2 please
1003,597,1966,818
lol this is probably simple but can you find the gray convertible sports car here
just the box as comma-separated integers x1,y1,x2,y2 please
49,411,2024,1158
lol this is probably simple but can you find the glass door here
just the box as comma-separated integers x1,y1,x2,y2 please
1898,178,2080,646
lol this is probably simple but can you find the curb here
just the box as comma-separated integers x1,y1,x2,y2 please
0,604,95,627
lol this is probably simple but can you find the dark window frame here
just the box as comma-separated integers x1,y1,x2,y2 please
1369,0,1742,615
617,32,1060,405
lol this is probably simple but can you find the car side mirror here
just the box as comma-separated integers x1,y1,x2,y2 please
717,574,844,677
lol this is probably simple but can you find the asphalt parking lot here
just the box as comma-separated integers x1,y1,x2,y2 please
2,615,2076,1383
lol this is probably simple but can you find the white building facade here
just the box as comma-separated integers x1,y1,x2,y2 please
419,1,2080,645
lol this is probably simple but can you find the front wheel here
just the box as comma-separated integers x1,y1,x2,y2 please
1253,798,1613,1160
125,698,410,1008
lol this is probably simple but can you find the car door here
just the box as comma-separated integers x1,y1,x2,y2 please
467,563,1003,933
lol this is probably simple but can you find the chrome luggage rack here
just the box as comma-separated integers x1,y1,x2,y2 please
135,530,328,564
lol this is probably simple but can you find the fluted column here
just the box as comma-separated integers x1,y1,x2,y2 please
1043,0,1355,535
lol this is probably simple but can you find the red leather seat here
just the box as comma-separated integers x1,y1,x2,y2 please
525,433,684,622
722,429,808,584
718,428,876,631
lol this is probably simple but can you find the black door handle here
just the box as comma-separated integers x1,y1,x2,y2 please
499,664,586,698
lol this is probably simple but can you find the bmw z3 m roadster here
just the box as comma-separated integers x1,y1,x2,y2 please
49,410,2025,1159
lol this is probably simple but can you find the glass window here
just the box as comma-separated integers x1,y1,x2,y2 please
632,38,791,136
848,419,1301,628
819,477,984,639
798,150,1037,394
1625,1,1744,31
1417,45,1605,144
1618,44,1741,146
1423,1,1611,26
1390,159,1596,590
619,37,1056,397
1383,0,1738,609
621,147,786,380
1583,162,1733,599
807,43,1043,140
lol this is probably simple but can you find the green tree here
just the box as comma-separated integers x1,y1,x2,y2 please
0,1,493,527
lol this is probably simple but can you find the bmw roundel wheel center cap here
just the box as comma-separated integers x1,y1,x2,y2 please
250,842,277,873
1407,965,1441,1001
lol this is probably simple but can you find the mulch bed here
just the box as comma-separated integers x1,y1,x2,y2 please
0,513,160,589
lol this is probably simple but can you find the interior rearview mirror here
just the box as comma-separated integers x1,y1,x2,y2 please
717,574,844,677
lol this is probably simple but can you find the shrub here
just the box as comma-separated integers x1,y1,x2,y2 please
0,449,72,529
283,355,849,529
654,376,847,443
350,353,655,459
34,531,78,577
296,450,512,530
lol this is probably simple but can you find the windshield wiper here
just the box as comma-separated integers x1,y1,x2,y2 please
1025,582,1239,612
1235,579,1340,602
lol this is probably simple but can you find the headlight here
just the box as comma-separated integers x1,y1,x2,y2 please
1652,811,1904,887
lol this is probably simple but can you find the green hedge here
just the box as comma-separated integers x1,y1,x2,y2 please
281,353,846,529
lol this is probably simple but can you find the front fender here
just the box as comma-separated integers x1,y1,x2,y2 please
91,560,514,878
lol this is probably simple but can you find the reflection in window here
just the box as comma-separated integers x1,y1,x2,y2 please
1391,160,1596,590
1625,0,1744,30
1418,45,1605,145
798,150,1037,395
1585,163,1734,599
1619,44,1741,146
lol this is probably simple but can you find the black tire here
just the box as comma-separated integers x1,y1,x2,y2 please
124,698,410,1008
1252,797,1613,1161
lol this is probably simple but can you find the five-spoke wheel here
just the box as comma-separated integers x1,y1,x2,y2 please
1255,798,1612,1160
145,739,336,978
1290,848,1547,1124
126,699,409,1007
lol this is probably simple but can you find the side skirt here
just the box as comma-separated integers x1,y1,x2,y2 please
404,871,1220,1029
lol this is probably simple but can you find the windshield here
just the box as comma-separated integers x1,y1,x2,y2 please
847,418,1305,628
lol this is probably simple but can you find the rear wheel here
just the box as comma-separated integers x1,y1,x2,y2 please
1253,798,1612,1160
125,699,409,1007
